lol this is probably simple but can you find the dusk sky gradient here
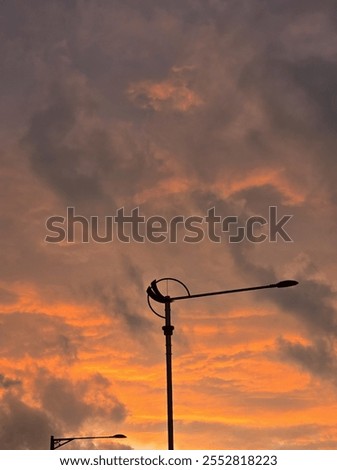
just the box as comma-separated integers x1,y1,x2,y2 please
1,0,337,450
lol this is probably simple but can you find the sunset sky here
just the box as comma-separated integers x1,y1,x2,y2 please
1,0,337,450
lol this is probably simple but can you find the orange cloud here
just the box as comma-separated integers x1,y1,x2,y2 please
127,68,203,112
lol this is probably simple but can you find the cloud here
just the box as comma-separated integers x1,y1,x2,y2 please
0,288,18,305
0,393,53,450
0,312,79,361
273,279,337,337
279,337,337,385
0,368,129,449
0,374,21,390
128,67,203,111
37,372,128,428
175,419,337,450
0,385,130,449
22,72,111,206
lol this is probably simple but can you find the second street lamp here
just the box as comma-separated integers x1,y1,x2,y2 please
50,433,127,450
147,277,298,450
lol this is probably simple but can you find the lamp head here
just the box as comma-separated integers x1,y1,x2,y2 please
275,280,299,288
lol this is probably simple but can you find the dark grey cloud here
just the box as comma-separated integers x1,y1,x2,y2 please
37,372,128,428
82,277,155,340
23,76,110,206
285,58,337,132
0,380,129,450
279,337,337,385
228,239,337,338
0,374,21,390
0,393,53,449
22,74,167,212
273,279,337,337
225,239,337,385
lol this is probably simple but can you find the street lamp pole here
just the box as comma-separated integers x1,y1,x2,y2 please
147,278,298,450
163,298,174,450
50,433,127,450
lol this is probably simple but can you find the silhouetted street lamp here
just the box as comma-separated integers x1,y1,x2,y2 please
147,278,298,450
50,433,127,450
